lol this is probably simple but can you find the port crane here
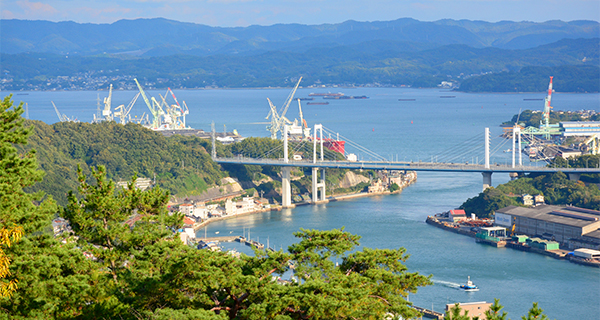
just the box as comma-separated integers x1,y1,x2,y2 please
295,98,311,138
113,92,141,125
102,84,113,121
158,88,189,129
540,76,553,139
134,78,166,129
167,87,189,129
266,77,302,140
52,101,76,122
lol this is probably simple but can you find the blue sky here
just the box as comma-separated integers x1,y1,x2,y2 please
1,0,599,26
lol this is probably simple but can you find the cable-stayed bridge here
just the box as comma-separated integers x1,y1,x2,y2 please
213,124,600,208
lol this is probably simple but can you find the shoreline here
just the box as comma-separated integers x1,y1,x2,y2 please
193,190,401,232
193,175,415,231
425,216,600,268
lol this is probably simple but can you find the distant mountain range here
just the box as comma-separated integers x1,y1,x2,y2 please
0,18,598,92
2,18,599,56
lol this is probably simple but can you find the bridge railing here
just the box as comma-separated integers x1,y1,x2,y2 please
213,156,600,174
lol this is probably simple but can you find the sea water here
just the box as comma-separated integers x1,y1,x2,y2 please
8,87,600,318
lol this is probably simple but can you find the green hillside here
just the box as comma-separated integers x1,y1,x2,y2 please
20,120,224,205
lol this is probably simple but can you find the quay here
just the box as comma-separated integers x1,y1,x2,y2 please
425,215,578,263
197,235,240,242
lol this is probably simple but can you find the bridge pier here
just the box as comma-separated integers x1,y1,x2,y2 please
482,172,492,191
281,167,295,208
312,168,328,204
568,173,581,181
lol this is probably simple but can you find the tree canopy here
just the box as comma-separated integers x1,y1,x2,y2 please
460,155,600,218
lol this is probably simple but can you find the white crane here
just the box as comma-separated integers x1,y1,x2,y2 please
113,92,140,125
51,101,76,122
266,77,302,140
102,84,113,121
134,78,166,129
52,101,66,122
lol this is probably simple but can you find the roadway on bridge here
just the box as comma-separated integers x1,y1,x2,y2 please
214,157,600,174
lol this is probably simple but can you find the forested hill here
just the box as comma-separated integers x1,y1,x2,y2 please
20,120,225,205
1,19,598,91
2,18,598,55
460,155,600,218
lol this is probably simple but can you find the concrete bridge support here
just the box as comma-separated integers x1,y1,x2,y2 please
312,168,327,204
482,172,492,191
568,173,581,181
281,125,295,208
311,124,328,204
281,167,294,208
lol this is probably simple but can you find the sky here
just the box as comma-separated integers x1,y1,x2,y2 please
1,0,599,27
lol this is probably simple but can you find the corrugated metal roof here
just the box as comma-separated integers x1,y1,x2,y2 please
496,205,600,228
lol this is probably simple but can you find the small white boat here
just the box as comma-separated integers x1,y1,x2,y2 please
460,276,479,291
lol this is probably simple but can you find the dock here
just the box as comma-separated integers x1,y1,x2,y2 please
411,306,444,319
197,235,240,242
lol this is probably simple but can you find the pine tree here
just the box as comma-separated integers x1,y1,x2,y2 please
485,298,508,320
522,302,550,320
0,95,50,298
0,95,102,318
444,303,470,320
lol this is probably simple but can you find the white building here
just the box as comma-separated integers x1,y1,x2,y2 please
179,202,209,220
225,197,259,215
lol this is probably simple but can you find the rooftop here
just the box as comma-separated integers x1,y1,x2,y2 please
496,205,600,228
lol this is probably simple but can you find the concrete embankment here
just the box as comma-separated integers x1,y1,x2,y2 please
194,171,417,230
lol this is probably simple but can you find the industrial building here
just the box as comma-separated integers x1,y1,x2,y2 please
494,205,600,250
559,121,600,137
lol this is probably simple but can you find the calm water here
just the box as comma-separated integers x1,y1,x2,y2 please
7,87,600,319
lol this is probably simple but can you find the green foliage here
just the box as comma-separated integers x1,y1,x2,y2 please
0,95,97,317
0,95,59,302
485,299,508,320
521,302,550,320
389,182,400,192
461,155,600,218
62,165,182,284
445,303,470,320
504,109,589,127
19,120,224,205
234,227,431,320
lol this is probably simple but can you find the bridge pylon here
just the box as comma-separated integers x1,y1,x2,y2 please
484,127,492,191
282,125,295,208
312,124,328,204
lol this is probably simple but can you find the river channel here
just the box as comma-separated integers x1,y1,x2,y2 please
11,87,600,318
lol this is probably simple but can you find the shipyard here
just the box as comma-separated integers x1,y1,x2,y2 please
426,204,600,268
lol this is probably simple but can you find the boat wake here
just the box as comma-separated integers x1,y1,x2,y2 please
432,279,461,289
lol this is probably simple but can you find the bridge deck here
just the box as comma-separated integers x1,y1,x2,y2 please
214,157,600,174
